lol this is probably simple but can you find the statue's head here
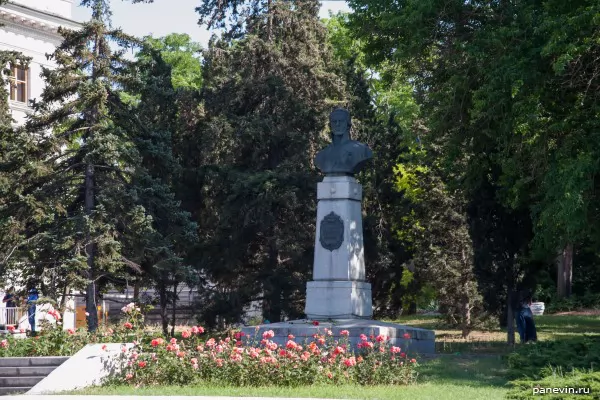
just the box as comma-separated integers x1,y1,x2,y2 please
329,107,351,139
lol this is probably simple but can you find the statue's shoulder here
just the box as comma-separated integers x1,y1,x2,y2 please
315,144,332,166
316,144,332,158
346,140,373,157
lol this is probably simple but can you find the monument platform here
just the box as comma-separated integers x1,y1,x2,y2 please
241,319,435,355
240,109,435,357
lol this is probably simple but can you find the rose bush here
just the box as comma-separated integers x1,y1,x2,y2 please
111,328,419,387
0,303,155,357
2,301,419,388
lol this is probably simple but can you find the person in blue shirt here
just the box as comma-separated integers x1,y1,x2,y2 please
27,287,39,334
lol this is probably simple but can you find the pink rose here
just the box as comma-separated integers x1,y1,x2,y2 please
262,330,275,339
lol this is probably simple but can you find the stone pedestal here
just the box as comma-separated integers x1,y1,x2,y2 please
242,110,435,354
306,281,372,319
241,319,436,355
305,176,372,319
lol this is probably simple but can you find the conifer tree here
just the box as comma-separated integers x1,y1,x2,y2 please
0,50,31,277
24,0,146,331
193,0,346,325
115,41,199,336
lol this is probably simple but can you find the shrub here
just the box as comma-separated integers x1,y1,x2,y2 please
544,292,600,314
507,368,600,399
505,336,600,380
0,302,154,357
108,329,419,387
506,336,600,399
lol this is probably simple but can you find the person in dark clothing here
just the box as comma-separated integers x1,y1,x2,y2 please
516,289,538,343
27,287,39,334
2,287,16,308
2,287,17,327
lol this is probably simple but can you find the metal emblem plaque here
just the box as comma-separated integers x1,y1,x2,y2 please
319,212,344,251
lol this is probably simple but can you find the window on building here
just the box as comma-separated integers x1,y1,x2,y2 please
9,65,29,103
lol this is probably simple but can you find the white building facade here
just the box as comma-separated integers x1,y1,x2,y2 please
0,0,80,125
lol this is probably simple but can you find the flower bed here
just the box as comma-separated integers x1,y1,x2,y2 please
111,327,419,387
0,306,153,357
2,302,420,387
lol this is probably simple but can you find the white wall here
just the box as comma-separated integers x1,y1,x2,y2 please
0,27,58,125
9,0,73,19
0,1,80,125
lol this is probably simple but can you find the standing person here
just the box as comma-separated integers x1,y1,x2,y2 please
2,287,16,326
27,287,39,335
516,289,538,343
2,287,16,307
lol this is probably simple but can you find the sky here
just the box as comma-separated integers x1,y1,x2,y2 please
72,1,352,48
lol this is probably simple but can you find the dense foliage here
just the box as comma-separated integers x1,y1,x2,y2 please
345,0,600,333
2,0,600,341
188,0,347,326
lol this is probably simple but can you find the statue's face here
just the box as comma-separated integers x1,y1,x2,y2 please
330,114,349,137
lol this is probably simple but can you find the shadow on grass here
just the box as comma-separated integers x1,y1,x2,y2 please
382,313,600,398
534,315,600,336
435,340,511,354
417,355,508,388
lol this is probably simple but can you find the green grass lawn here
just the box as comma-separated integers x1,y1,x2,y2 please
391,313,600,355
71,313,600,399
71,344,511,399
71,383,507,399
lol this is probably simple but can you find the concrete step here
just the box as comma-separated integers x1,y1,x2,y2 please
0,366,56,377
0,357,69,368
0,376,44,387
0,387,31,396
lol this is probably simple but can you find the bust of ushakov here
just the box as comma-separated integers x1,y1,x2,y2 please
315,108,373,176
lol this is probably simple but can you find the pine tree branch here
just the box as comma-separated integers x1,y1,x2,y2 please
120,256,143,274
1,232,45,265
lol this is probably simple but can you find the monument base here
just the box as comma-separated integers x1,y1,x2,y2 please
240,319,435,355
305,281,372,319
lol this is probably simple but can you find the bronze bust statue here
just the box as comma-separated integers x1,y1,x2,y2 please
315,108,372,176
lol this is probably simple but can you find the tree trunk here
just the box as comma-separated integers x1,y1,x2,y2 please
407,302,417,315
133,281,140,302
506,285,515,346
267,0,273,41
264,285,282,323
59,285,68,312
557,243,573,299
263,236,282,323
85,162,98,332
158,280,169,336
459,250,472,338
461,297,471,338
565,243,573,297
85,24,102,333
170,282,178,337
